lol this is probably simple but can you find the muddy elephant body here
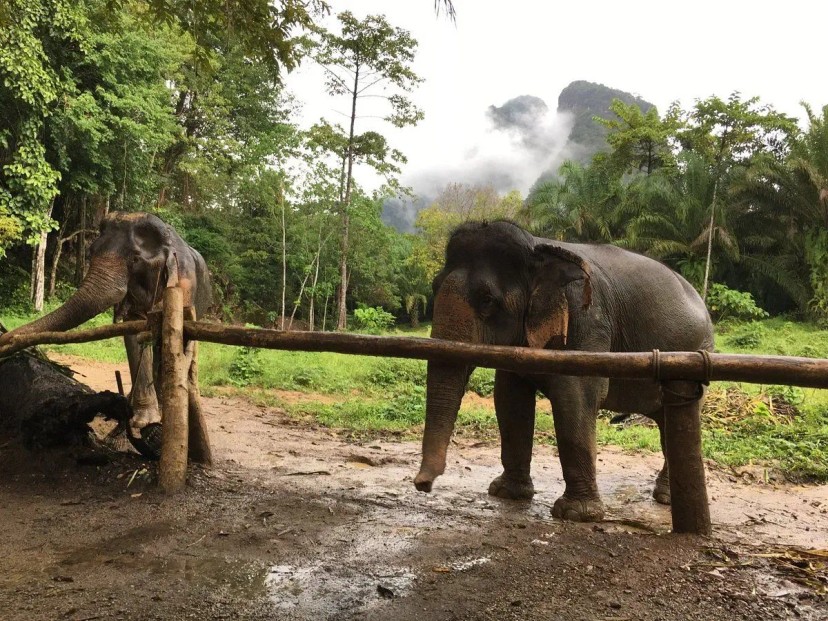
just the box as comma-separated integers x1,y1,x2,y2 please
0,212,211,435
414,221,713,522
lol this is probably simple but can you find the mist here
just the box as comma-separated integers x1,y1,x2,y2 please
383,95,579,232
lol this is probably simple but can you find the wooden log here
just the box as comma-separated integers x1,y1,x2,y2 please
183,322,828,389
158,286,188,493
0,350,131,449
0,321,146,360
662,380,711,535
184,307,212,465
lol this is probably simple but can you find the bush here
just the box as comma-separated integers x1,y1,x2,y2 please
368,358,426,388
228,346,262,387
468,368,495,397
353,306,396,333
706,284,769,322
725,321,766,349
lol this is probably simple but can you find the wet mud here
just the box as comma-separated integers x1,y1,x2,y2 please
0,355,825,620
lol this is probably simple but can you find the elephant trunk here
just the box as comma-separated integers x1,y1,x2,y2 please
2,253,129,339
414,361,469,491
414,270,478,492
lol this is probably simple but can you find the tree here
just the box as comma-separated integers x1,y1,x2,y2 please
680,93,797,299
312,11,424,330
524,158,623,242
595,99,683,176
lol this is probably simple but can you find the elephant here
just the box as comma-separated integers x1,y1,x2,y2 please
413,220,714,522
0,212,212,443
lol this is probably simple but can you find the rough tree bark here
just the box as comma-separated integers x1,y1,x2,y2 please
0,349,131,449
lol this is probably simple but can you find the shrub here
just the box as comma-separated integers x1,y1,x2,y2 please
468,368,495,397
353,306,396,333
228,346,262,387
706,284,769,322
725,321,766,349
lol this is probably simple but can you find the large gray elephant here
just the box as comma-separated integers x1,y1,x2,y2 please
0,212,211,438
413,220,713,522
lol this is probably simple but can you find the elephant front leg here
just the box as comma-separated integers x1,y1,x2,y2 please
547,377,605,522
123,334,161,429
488,371,536,500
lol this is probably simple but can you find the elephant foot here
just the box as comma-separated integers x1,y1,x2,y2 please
653,474,671,505
551,495,605,522
488,473,535,500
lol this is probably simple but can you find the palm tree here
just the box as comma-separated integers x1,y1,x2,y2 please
524,159,624,242
731,104,828,316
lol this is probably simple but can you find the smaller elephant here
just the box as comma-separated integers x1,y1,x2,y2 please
0,212,211,443
414,221,714,522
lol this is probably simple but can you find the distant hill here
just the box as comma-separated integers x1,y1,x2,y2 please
557,80,654,162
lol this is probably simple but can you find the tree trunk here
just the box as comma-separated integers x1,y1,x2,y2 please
32,200,55,313
0,350,131,450
75,195,87,285
322,293,330,332
701,179,719,301
280,187,287,331
336,63,360,331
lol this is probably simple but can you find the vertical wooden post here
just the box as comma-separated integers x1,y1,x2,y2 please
662,380,711,535
184,306,212,465
158,285,189,493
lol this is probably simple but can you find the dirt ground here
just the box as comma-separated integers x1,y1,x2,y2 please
0,354,826,621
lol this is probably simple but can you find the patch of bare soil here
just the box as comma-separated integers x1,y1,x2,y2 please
0,355,825,620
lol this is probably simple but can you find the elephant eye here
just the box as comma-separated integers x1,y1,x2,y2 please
477,292,498,317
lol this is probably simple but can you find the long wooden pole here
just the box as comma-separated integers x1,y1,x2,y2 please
158,286,188,493
662,380,711,535
184,307,211,465
0,321,146,359
183,322,828,389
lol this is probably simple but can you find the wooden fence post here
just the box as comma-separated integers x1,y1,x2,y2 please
158,285,189,493
184,307,212,465
662,380,711,535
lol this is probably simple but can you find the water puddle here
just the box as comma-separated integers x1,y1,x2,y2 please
266,562,417,613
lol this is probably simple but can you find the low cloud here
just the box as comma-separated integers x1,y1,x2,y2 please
383,95,578,231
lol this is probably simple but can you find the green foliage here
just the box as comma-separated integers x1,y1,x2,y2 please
725,321,766,348
228,346,263,387
368,358,426,388
706,283,769,321
352,305,396,333
468,368,495,397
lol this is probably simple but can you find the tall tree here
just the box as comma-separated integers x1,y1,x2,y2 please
680,93,797,299
312,11,423,330
595,99,683,176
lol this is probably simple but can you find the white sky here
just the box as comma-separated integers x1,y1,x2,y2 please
285,0,827,198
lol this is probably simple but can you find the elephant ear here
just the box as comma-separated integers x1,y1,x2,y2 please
526,244,592,349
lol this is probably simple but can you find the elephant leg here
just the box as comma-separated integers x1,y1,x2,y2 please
488,371,536,500
650,409,671,505
545,376,605,522
124,334,160,429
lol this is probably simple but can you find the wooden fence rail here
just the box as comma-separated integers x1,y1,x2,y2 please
4,312,828,536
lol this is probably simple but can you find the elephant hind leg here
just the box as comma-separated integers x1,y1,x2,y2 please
650,409,671,505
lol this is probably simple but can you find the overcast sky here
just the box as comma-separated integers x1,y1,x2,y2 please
285,0,827,200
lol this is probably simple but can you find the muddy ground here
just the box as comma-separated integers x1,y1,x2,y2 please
0,355,826,621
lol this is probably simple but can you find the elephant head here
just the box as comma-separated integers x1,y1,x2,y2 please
414,221,592,492
0,212,189,341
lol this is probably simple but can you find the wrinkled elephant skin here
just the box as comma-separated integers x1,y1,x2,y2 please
415,221,714,523
0,212,212,438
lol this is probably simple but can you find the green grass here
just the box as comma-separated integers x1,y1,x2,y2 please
3,309,827,481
